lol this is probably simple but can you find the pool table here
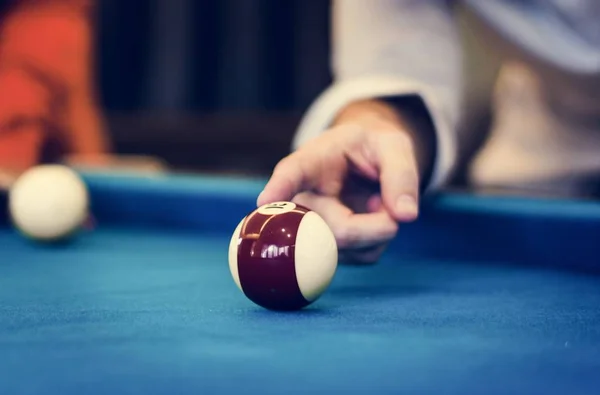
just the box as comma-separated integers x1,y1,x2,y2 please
1,172,600,395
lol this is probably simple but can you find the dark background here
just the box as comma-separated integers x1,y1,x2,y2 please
95,0,332,175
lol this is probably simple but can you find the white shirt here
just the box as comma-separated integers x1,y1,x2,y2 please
293,0,600,196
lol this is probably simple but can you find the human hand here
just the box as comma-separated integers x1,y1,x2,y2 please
258,100,426,263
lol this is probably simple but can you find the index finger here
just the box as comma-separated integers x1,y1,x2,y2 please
257,152,318,206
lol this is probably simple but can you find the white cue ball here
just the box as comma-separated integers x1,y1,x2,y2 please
8,165,89,242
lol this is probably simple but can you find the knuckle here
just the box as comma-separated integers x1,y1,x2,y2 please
273,154,303,180
304,130,339,151
332,124,368,146
332,123,364,137
387,130,414,152
271,163,286,179
273,155,294,174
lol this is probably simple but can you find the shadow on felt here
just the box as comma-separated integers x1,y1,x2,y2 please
243,306,333,319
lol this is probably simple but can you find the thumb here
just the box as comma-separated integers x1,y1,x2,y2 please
372,132,420,222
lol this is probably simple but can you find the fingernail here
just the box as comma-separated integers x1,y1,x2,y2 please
396,195,418,216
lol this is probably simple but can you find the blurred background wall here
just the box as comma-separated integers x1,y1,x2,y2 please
94,0,332,176
0,0,496,179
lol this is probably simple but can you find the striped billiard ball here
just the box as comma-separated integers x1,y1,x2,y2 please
228,201,338,310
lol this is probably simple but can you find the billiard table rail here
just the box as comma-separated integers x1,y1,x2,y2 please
4,171,599,274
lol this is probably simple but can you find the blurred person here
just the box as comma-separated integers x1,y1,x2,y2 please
0,0,161,188
0,0,108,183
259,1,600,263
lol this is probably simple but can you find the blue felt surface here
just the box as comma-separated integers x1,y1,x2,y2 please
1,228,600,395
1,172,600,394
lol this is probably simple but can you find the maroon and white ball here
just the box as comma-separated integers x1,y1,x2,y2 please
228,201,338,310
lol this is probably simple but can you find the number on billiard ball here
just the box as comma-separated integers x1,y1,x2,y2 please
228,201,338,311
263,202,288,209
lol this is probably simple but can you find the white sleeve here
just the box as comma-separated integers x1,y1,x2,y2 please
292,0,464,191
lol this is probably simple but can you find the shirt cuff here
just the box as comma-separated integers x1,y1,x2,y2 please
292,75,457,192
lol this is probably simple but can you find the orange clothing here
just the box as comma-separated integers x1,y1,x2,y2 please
0,0,108,175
